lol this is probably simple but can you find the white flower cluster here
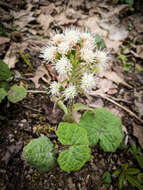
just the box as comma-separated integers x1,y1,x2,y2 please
40,27,110,100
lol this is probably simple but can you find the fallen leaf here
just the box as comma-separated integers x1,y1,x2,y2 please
133,124,143,149
95,78,117,94
38,14,54,30
104,71,131,88
30,65,50,88
78,16,108,37
136,45,143,59
14,12,35,29
3,141,23,165
43,103,63,124
56,13,77,25
0,37,10,45
3,43,18,69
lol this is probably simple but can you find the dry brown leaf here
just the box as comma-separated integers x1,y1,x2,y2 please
38,14,54,30
0,37,10,45
30,65,50,88
14,12,35,29
3,43,18,69
78,16,108,37
104,71,131,88
136,45,143,59
104,38,122,52
133,124,143,149
56,13,77,25
95,78,117,94
41,3,56,15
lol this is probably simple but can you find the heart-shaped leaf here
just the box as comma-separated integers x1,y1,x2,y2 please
23,136,56,172
8,85,27,103
79,108,124,152
56,122,91,172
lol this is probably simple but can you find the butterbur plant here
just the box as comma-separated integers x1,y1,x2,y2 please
23,27,124,172
40,27,110,122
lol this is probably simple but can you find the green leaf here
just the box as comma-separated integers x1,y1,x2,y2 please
0,60,11,81
113,169,121,176
79,108,124,152
94,34,106,50
72,103,93,112
136,155,143,169
8,85,27,103
126,175,143,190
122,163,128,172
0,81,9,91
23,136,56,172
119,173,125,189
0,88,7,103
126,168,140,175
56,122,89,145
102,171,112,184
137,173,143,184
129,144,141,156
56,122,91,172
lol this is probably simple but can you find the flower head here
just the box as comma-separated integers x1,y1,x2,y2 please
95,50,110,65
51,33,64,45
80,48,95,63
49,81,61,96
81,73,95,91
40,46,57,62
64,28,80,47
63,85,77,100
55,56,72,75
58,42,72,55
80,32,95,49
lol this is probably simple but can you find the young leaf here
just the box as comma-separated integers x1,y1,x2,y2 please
8,85,27,103
79,108,124,152
136,155,143,169
23,136,56,172
137,173,143,184
56,122,91,172
126,175,143,190
0,60,11,81
0,88,7,103
94,34,106,50
119,173,125,189
126,168,140,175
113,169,121,176
102,171,112,184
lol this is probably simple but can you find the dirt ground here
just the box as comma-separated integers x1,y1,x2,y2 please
0,0,143,190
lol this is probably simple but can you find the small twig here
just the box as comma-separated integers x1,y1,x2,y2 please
27,90,47,93
89,92,143,123
22,105,43,113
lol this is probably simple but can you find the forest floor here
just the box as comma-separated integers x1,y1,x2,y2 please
0,0,143,190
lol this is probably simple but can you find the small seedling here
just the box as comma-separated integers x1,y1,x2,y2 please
113,163,143,190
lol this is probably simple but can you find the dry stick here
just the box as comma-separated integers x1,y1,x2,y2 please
91,92,143,123
27,90,47,93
